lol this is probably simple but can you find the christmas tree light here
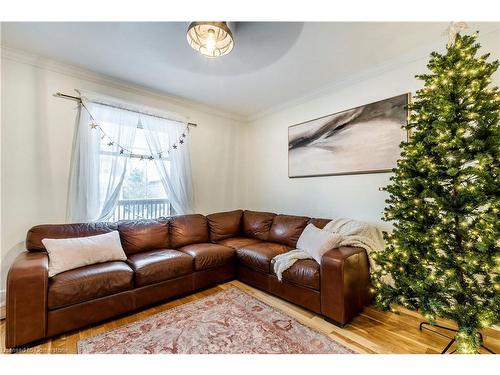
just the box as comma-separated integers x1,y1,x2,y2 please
372,32,499,354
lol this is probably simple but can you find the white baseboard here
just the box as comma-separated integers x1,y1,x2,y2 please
0,289,5,320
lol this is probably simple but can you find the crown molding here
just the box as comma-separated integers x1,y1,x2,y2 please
2,24,499,126
1,45,246,123
244,53,425,124
245,26,500,124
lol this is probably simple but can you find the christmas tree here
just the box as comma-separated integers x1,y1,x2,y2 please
373,32,500,354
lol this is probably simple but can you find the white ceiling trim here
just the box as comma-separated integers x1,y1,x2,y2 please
1,45,247,123
246,25,500,124
3,24,499,125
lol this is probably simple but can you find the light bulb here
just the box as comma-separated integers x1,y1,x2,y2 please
205,29,216,52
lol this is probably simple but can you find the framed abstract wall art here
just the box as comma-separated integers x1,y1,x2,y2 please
288,93,410,177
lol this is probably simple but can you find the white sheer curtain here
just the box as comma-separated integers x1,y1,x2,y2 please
93,102,138,220
66,104,101,222
141,116,194,214
67,95,138,222
67,91,194,222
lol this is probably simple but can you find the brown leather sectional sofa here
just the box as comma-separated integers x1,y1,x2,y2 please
5,209,371,349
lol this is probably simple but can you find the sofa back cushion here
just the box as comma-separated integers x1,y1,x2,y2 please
206,210,243,242
242,210,276,241
269,214,310,247
26,222,118,252
118,219,170,255
170,214,209,248
308,218,331,229
42,231,127,277
296,224,343,264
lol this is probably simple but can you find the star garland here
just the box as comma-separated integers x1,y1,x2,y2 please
81,101,190,161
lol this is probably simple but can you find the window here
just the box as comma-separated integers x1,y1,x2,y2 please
67,94,193,224
99,123,172,221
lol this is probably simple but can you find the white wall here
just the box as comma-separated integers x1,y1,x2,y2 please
242,29,500,230
1,28,499,314
0,49,246,299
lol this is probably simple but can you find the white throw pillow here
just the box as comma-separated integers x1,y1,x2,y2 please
42,231,127,277
296,224,343,264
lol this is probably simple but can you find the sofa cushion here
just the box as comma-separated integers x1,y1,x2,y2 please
242,210,276,241
47,261,134,309
169,214,209,248
206,210,243,242
27,222,118,252
118,219,169,255
270,259,320,290
269,214,310,247
217,236,262,249
308,218,331,229
42,231,127,277
297,224,343,264
236,242,292,273
127,249,193,287
179,243,235,271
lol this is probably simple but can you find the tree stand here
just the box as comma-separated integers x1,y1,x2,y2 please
419,322,495,354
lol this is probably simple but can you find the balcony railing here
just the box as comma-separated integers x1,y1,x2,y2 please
111,198,171,221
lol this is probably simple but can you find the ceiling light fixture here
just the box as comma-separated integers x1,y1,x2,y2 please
186,22,234,58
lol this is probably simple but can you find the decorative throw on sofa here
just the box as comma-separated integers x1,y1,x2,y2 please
323,218,384,268
323,218,393,286
273,250,312,281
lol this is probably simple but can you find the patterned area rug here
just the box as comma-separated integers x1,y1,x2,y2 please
78,287,355,354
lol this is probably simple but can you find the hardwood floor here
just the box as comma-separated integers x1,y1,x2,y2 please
1,280,499,354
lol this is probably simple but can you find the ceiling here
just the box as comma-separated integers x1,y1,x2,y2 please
2,22,499,118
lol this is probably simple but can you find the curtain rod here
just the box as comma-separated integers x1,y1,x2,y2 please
54,92,198,127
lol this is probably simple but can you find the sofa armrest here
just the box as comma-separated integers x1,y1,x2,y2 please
6,251,49,348
320,246,371,326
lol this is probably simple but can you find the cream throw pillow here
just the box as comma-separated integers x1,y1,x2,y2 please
42,231,127,277
296,224,343,264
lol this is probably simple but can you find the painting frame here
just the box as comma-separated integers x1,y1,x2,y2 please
288,93,411,178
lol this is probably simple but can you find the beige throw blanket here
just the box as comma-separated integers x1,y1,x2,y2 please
324,218,394,286
322,218,385,271
273,249,313,281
